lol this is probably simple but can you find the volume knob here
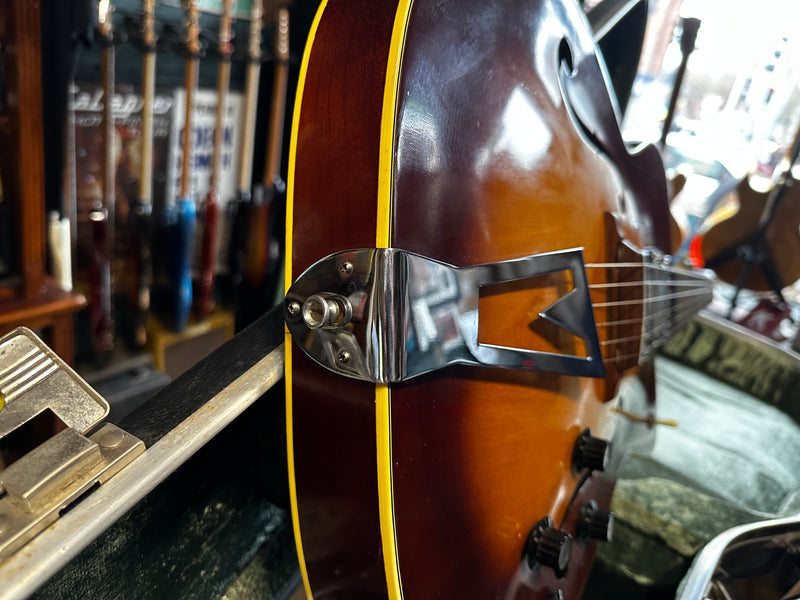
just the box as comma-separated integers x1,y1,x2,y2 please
579,501,614,542
525,517,572,578
573,429,610,472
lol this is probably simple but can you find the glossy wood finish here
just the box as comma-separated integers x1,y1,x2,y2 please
389,2,649,597
288,1,668,598
288,1,397,597
0,279,86,365
0,0,86,365
0,0,46,298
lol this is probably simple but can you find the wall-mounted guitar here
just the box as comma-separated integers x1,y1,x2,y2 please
243,5,290,318
89,0,116,361
166,0,201,332
283,1,714,598
128,0,157,347
227,0,263,327
698,123,800,314
197,0,236,320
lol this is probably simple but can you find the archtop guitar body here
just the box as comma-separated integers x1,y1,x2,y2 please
284,1,710,598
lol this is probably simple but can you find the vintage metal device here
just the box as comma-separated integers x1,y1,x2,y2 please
0,327,145,563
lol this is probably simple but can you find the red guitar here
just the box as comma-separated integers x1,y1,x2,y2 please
284,1,713,598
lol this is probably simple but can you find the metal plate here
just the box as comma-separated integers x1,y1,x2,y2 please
0,327,109,437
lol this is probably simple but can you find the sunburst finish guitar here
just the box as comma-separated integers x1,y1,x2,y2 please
284,1,713,598
699,123,800,296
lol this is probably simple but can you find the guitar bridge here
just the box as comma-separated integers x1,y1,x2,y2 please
0,328,145,563
285,248,605,383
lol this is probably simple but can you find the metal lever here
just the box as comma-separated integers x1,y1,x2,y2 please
285,248,604,383
0,327,145,563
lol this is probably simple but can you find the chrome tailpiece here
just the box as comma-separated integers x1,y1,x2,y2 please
285,248,604,383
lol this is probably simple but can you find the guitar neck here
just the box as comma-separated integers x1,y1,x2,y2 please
179,61,199,199
129,0,157,348
178,0,202,199
243,7,289,290
101,16,115,243
91,0,116,359
263,7,290,189
171,0,201,333
138,0,156,204
198,0,236,320
227,0,263,319
236,0,263,193
641,258,714,359
209,0,235,191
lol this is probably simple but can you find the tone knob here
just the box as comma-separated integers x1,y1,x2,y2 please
525,517,572,578
579,501,614,542
573,429,610,472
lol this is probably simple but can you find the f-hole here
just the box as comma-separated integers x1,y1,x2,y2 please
559,37,576,77
557,37,612,164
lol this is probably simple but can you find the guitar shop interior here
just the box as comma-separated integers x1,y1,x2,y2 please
0,0,799,599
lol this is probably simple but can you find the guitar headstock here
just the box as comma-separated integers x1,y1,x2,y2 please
275,6,289,63
219,0,236,59
97,0,114,42
248,0,264,62
142,0,156,50
182,0,201,57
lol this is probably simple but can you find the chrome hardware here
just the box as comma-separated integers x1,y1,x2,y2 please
678,514,800,600
338,260,354,276
286,300,301,317
285,247,604,383
301,293,353,330
0,328,145,563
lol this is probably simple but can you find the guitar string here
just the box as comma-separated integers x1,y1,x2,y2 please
597,300,706,349
494,260,714,364
596,310,703,358
588,280,710,289
590,287,711,308
557,269,711,354
596,290,709,335
594,297,703,328
585,261,712,276
541,297,706,366
597,299,708,359
586,265,714,288
601,350,642,365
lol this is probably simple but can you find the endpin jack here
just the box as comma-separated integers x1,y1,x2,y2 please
300,294,353,330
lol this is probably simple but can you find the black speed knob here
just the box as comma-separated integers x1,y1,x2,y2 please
573,429,610,472
525,517,572,578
